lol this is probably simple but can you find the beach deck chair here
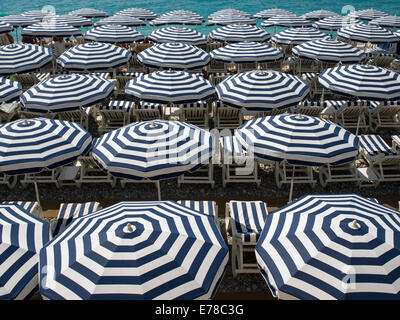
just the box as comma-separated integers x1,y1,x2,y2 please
20,168,62,189
75,154,117,188
177,162,215,188
177,200,220,229
213,100,243,130
178,101,209,129
13,73,41,91
97,100,134,133
225,200,268,277
259,60,283,72
19,106,56,120
275,160,317,188
115,73,143,98
332,100,369,134
56,107,91,130
208,72,229,86
369,100,400,131
219,136,261,188
206,41,225,53
0,173,18,189
0,34,11,46
359,134,400,184
291,100,324,117
128,55,146,73
134,101,164,122
0,101,19,123
318,161,361,187
294,58,319,76
300,72,323,99
2,201,43,219
51,201,101,236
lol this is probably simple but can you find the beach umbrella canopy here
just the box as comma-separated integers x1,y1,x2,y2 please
0,118,92,175
206,14,256,26
301,10,340,20
235,114,359,166
39,200,228,300
254,9,294,19
84,25,144,44
95,15,146,27
0,203,51,300
92,120,214,181
137,43,210,70
261,15,312,28
370,16,400,28
348,9,389,21
40,14,93,27
0,21,12,34
292,39,367,63
0,15,38,27
20,74,114,113
116,8,158,20
337,23,399,43
149,10,204,26
125,71,215,104
256,194,400,299
70,8,109,18
210,42,284,64
271,27,330,46
208,9,253,19
148,27,207,46
0,77,22,102
57,42,132,72
313,16,360,31
0,44,53,75
208,24,271,43
215,70,309,112
318,65,400,101
21,22,82,38
21,10,48,21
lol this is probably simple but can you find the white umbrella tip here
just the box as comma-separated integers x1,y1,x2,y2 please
350,219,360,230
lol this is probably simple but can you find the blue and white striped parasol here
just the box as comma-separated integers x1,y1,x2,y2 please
125,71,215,104
149,10,204,26
206,14,256,26
301,10,340,20
20,74,114,113
313,16,360,30
57,42,132,72
92,120,215,181
0,204,51,300
318,65,400,101
0,44,53,75
95,15,146,27
0,21,12,34
370,16,400,28
215,70,309,112
0,118,92,175
41,14,93,27
348,9,389,21
208,24,270,43
39,200,228,300
21,22,82,38
261,15,312,28
208,9,253,19
337,23,399,43
21,10,49,21
235,114,359,166
210,42,284,64
0,15,39,27
116,8,158,20
256,194,400,300
0,77,22,102
84,25,144,44
148,27,207,46
271,27,330,46
254,9,294,19
137,43,210,70
69,8,109,18
292,39,367,63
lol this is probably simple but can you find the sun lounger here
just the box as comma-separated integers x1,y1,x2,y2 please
293,58,319,76
13,73,42,91
19,106,56,120
219,135,261,187
275,160,317,188
318,161,361,187
369,100,400,131
2,201,43,218
51,201,101,236
208,72,229,86
206,41,225,52
178,100,209,129
213,100,243,130
359,134,400,183
56,107,91,130
0,101,19,123
291,100,324,117
20,168,62,189
177,161,215,188
177,200,220,229
300,72,324,99
97,100,133,133
115,73,143,98
225,200,268,277
134,101,164,122
0,173,18,189
331,100,370,134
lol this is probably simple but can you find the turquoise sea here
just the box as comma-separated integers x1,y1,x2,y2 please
0,0,399,36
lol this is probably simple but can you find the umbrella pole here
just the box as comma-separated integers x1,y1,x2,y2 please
288,164,296,203
33,175,43,219
156,180,161,200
